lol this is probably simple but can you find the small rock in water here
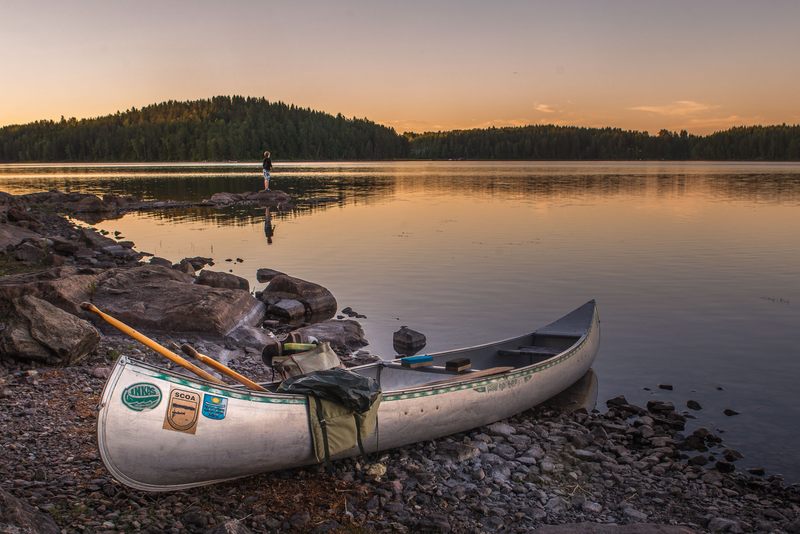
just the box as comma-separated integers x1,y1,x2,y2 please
658,384,674,390
723,408,740,416
687,400,702,410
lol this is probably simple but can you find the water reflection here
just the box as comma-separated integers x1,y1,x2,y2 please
264,207,275,245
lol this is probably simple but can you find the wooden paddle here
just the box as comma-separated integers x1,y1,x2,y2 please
181,344,267,392
80,302,224,385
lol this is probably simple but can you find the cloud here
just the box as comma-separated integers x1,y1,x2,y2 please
534,104,556,114
629,100,716,116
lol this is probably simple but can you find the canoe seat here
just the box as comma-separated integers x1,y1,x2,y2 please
496,346,562,365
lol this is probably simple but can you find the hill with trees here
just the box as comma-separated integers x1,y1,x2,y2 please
1,97,799,161
0,96,408,162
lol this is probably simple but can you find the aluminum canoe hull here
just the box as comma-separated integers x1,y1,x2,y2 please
97,300,600,491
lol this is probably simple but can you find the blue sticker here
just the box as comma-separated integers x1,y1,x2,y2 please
202,394,228,420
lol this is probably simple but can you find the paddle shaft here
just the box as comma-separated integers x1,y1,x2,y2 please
80,302,224,385
181,344,267,392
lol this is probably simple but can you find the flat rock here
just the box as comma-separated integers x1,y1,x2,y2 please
289,320,368,353
90,265,264,336
0,223,41,250
197,269,249,292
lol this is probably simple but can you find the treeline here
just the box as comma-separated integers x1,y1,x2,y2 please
407,125,800,161
1,96,799,161
0,96,407,161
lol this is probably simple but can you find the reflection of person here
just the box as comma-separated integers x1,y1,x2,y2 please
264,207,275,244
262,150,273,191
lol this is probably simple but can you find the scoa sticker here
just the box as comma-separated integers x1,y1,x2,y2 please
121,383,162,412
163,388,200,434
202,394,228,420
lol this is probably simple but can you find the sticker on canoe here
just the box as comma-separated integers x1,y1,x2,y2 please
162,388,200,434
202,394,228,420
121,382,162,412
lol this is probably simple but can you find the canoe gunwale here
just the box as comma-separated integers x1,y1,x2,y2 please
99,300,598,404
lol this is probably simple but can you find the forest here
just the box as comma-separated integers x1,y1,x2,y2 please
1,97,799,161
0,96,407,162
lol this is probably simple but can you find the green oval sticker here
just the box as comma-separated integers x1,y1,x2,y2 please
121,382,162,411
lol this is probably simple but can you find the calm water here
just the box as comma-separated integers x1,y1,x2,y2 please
2,161,799,480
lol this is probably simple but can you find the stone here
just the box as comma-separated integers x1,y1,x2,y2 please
90,265,264,336
256,268,284,282
0,294,100,364
707,517,742,533
260,274,337,322
80,227,117,249
723,409,740,416
658,384,674,390
0,488,60,534
647,400,675,413
226,325,272,352
393,326,426,355
623,506,648,521
197,269,249,292
14,241,47,263
91,366,111,379
149,256,172,267
181,256,214,269
289,320,368,353
268,298,306,322
687,400,702,410
0,223,41,250
487,422,516,437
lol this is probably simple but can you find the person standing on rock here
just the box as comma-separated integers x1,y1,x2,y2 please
262,150,273,191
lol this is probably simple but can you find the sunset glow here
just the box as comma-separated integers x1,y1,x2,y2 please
1,0,799,134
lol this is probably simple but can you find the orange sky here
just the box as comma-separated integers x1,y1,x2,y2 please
1,0,799,134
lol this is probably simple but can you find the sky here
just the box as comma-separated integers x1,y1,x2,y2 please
1,0,799,134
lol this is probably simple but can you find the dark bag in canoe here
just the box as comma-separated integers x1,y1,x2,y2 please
278,368,382,463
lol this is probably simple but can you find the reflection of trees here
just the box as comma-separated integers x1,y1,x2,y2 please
3,165,800,216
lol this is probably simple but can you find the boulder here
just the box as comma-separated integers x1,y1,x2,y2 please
0,266,102,316
0,488,60,534
256,268,284,282
267,298,306,322
197,269,249,292
260,274,337,322
181,256,215,270
289,320,368,354
0,223,41,250
0,294,99,364
90,265,263,336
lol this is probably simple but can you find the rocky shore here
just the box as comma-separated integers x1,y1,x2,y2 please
1,190,799,533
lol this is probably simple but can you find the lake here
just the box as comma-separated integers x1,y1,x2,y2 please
2,161,799,480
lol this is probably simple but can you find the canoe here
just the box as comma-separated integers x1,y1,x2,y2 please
97,299,600,491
